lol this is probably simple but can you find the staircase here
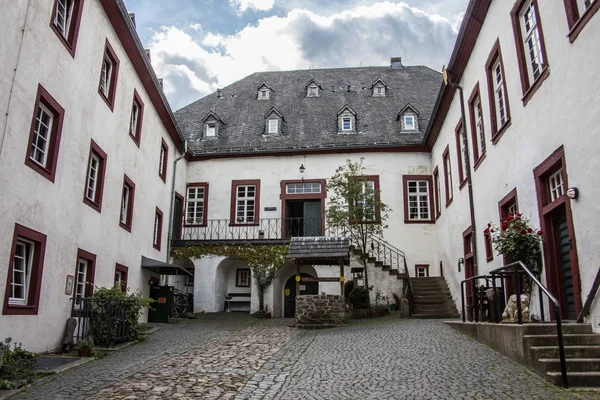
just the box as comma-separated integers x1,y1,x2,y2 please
524,323,600,388
411,277,460,319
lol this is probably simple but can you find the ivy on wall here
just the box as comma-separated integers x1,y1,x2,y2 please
172,244,290,312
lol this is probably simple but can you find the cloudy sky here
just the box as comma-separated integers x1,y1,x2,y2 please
124,0,468,111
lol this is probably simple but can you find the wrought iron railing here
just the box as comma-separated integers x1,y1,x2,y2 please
460,261,568,388
179,217,324,241
71,297,135,346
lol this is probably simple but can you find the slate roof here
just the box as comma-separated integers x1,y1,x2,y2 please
175,65,442,156
287,236,350,264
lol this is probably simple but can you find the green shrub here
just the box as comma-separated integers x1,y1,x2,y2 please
0,338,36,389
348,287,370,309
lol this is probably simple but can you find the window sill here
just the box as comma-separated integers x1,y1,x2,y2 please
119,221,132,232
183,223,207,228
129,131,141,148
153,244,161,251
404,219,435,224
522,66,550,107
229,223,260,227
486,256,494,263
3,304,38,315
50,24,76,58
83,197,102,213
98,90,115,112
445,198,453,208
473,152,487,171
568,1,600,43
491,119,512,145
459,179,467,190
159,172,166,183
24,158,56,183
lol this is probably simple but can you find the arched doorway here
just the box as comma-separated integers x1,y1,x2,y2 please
284,273,318,318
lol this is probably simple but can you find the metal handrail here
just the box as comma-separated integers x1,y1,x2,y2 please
461,261,568,388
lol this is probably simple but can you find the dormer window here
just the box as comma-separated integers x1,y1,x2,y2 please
404,116,416,130
259,89,268,99
375,86,385,96
308,86,319,97
337,105,357,134
264,107,283,135
305,78,322,98
371,78,388,97
257,82,272,100
206,123,216,137
268,119,278,134
398,104,420,132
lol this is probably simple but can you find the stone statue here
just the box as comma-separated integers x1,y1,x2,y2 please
501,294,530,323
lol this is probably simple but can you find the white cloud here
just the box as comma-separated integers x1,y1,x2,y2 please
229,0,275,14
189,23,202,31
148,1,459,110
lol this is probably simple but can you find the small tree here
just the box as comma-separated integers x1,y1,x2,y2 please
326,158,390,291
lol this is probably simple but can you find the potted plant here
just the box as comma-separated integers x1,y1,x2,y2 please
76,338,93,357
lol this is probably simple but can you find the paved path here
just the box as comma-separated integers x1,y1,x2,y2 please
11,314,600,400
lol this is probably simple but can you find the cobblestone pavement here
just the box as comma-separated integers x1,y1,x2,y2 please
11,314,600,400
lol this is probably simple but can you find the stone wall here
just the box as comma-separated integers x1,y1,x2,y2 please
296,294,345,328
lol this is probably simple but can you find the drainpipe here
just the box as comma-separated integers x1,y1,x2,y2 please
444,68,478,275
166,142,187,264
0,0,32,162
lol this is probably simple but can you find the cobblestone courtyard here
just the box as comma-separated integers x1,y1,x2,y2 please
12,314,600,400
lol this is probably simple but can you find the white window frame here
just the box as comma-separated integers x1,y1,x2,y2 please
236,185,256,224
9,239,34,305
549,169,564,202
29,103,54,168
120,185,130,224
508,202,518,216
459,128,468,182
153,212,161,247
407,180,430,221
404,115,416,130
259,89,269,99
474,97,485,156
74,258,88,301
206,123,216,137
374,86,385,96
100,56,113,97
577,0,595,12
186,186,205,225
286,183,321,194
417,266,427,277
130,102,139,134
492,59,507,128
435,171,441,216
159,145,167,177
519,1,544,82
86,153,100,202
54,0,74,39
267,119,278,134
342,117,352,131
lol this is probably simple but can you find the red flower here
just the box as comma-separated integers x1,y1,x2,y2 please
501,222,509,230
527,228,533,233
488,222,492,228
507,215,514,221
483,228,490,234
490,228,494,232
537,230,543,235
521,229,527,235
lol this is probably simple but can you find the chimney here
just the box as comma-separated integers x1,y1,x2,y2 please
390,57,404,69
128,12,136,28
217,88,222,98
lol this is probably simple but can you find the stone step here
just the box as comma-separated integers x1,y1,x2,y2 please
413,307,459,314
524,334,600,347
547,371,600,387
412,313,460,319
523,324,593,336
381,265,391,271
389,269,399,276
411,277,447,282
530,345,600,359
412,298,453,305
538,358,600,373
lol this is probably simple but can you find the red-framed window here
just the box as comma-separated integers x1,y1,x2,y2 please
158,139,168,182
468,83,486,169
114,263,128,291
403,175,434,224
129,90,144,146
119,174,136,232
236,269,251,287
349,175,381,223
98,39,120,111
50,0,84,57
455,120,468,189
3,224,47,315
498,188,519,221
485,39,511,144
433,166,441,219
186,183,209,226
230,180,260,226
74,249,96,301
415,264,430,277
153,207,163,251
563,0,600,42
442,145,453,206
511,0,549,106
24,84,65,183
82,139,107,213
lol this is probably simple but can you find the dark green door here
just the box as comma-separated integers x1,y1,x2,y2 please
554,214,576,320
284,273,319,318
303,201,322,236
149,286,174,323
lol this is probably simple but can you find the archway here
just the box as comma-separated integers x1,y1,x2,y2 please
284,272,318,318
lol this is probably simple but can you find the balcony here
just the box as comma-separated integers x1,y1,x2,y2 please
172,217,327,245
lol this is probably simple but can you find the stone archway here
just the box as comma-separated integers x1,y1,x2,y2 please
284,273,318,318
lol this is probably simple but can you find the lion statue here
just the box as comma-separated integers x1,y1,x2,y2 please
501,294,530,323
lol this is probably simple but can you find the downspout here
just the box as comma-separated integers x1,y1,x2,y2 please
0,0,32,161
166,142,187,263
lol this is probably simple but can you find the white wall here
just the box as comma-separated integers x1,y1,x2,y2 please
431,1,600,327
0,1,186,351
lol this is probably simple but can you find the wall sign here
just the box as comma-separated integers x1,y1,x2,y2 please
264,207,277,211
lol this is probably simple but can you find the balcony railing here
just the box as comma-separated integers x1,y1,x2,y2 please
178,217,325,241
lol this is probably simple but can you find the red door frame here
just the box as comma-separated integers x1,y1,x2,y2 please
533,146,582,319
280,179,327,238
